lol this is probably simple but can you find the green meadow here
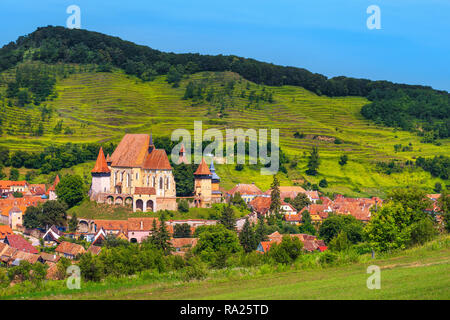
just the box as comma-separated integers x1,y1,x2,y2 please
2,236,448,300
0,67,448,196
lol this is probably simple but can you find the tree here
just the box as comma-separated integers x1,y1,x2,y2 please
219,204,236,230
173,223,191,238
0,165,5,180
269,236,303,264
173,164,194,197
41,200,68,228
230,192,247,209
306,146,320,175
79,253,103,282
193,224,242,266
339,154,348,166
319,214,364,244
409,218,437,246
9,168,19,181
24,201,67,229
239,217,257,253
298,210,316,235
290,193,311,212
178,199,189,213
56,174,85,208
68,212,78,233
255,215,268,243
319,178,328,188
365,202,416,251
434,182,442,193
328,231,351,252
269,175,281,216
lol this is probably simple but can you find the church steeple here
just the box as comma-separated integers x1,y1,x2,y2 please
92,147,110,174
149,133,155,153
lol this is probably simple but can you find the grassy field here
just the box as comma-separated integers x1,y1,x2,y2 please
0,66,448,196
2,236,449,300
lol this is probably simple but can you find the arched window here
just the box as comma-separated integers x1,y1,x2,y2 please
152,176,156,188
165,177,169,189
126,174,130,187
159,177,163,190
146,175,149,186
121,172,124,182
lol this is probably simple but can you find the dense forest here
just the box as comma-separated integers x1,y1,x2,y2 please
0,26,448,140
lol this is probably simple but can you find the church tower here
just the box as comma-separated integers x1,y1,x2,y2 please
194,158,212,208
209,160,222,203
91,147,111,199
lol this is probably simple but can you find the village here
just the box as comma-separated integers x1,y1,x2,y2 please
0,134,446,282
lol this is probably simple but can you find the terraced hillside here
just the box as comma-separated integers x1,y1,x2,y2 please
0,67,448,196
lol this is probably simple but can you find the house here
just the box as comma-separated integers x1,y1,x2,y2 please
4,234,38,254
226,183,264,204
91,228,107,246
8,206,23,230
0,242,17,264
9,250,39,266
0,225,13,241
94,220,128,235
55,241,86,259
236,213,258,232
0,180,29,195
264,186,306,201
43,225,64,245
47,175,60,201
28,184,46,196
38,252,60,264
249,197,297,217
304,191,320,203
170,238,198,254
128,217,159,243
256,232,327,253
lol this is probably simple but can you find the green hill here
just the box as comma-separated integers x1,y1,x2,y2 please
0,26,448,196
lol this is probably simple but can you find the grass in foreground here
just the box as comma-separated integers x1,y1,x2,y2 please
2,236,449,300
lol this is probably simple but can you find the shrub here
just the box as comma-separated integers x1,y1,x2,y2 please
409,218,437,246
318,251,338,266
182,258,208,282
178,199,189,213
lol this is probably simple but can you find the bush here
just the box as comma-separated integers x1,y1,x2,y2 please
318,251,338,266
182,258,208,282
268,236,303,264
409,218,437,246
178,200,189,213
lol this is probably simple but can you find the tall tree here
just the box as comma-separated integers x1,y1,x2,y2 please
291,193,311,212
68,212,78,233
239,217,257,253
55,174,85,208
151,212,173,255
269,175,281,216
219,204,236,231
255,215,268,243
306,146,320,175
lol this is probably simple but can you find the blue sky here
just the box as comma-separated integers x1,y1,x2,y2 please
1,0,449,91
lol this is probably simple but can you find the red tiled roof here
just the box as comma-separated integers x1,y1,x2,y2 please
48,175,60,192
0,180,27,188
55,241,86,256
170,238,198,249
194,158,211,176
0,225,13,239
5,234,38,254
92,147,111,174
228,184,263,196
87,245,102,255
127,217,159,231
110,134,150,167
134,187,156,195
249,197,271,214
94,220,128,233
143,149,172,170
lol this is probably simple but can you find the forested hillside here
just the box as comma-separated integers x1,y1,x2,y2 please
0,26,448,141
0,26,448,196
